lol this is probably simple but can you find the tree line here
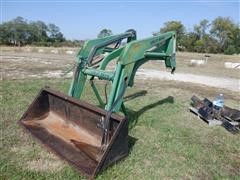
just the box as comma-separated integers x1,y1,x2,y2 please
153,17,239,55
0,16,239,54
0,16,83,47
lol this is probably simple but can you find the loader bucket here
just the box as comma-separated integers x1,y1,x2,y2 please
18,88,128,178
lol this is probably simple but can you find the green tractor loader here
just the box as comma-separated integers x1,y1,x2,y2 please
19,29,176,178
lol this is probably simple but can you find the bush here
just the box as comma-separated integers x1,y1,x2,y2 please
224,45,236,55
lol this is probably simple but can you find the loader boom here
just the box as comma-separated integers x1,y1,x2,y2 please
69,30,176,113
68,30,176,147
19,30,177,178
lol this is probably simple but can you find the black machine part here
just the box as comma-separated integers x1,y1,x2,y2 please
190,95,240,134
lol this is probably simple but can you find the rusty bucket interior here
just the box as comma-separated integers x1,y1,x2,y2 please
19,88,128,178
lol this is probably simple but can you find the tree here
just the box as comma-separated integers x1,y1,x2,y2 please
181,17,238,54
181,32,198,52
210,17,236,53
160,21,185,36
155,21,186,48
8,16,30,46
202,35,220,53
29,21,48,43
48,23,65,43
187,19,218,53
230,26,240,54
0,17,76,46
0,22,10,44
194,19,210,39
97,29,113,38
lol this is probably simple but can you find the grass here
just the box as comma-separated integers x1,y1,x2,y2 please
1,78,239,179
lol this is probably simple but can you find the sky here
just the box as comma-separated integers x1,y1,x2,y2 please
1,0,239,40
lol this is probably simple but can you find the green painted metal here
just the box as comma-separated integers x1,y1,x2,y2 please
90,80,105,107
105,63,122,111
99,47,124,70
144,52,168,58
68,30,176,113
83,68,115,81
75,33,133,63
68,60,87,99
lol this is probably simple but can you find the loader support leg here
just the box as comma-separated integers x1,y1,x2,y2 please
90,80,105,107
105,63,122,111
70,71,87,99
121,103,127,116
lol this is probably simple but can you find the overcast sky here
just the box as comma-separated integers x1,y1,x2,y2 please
1,0,239,40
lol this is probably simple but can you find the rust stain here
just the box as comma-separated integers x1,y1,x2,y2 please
71,139,101,162
22,112,102,161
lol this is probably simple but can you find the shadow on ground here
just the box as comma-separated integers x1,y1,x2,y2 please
124,91,174,153
124,90,174,130
124,90,148,102
125,94,174,130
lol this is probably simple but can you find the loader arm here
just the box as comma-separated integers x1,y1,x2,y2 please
68,30,176,147
19,30,177,178
68,29,136,98
69,31,176,113
107,31,176,112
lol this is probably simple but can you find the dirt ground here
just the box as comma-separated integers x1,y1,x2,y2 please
1,47,239,92
1,51,74,79
137,69,239,92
